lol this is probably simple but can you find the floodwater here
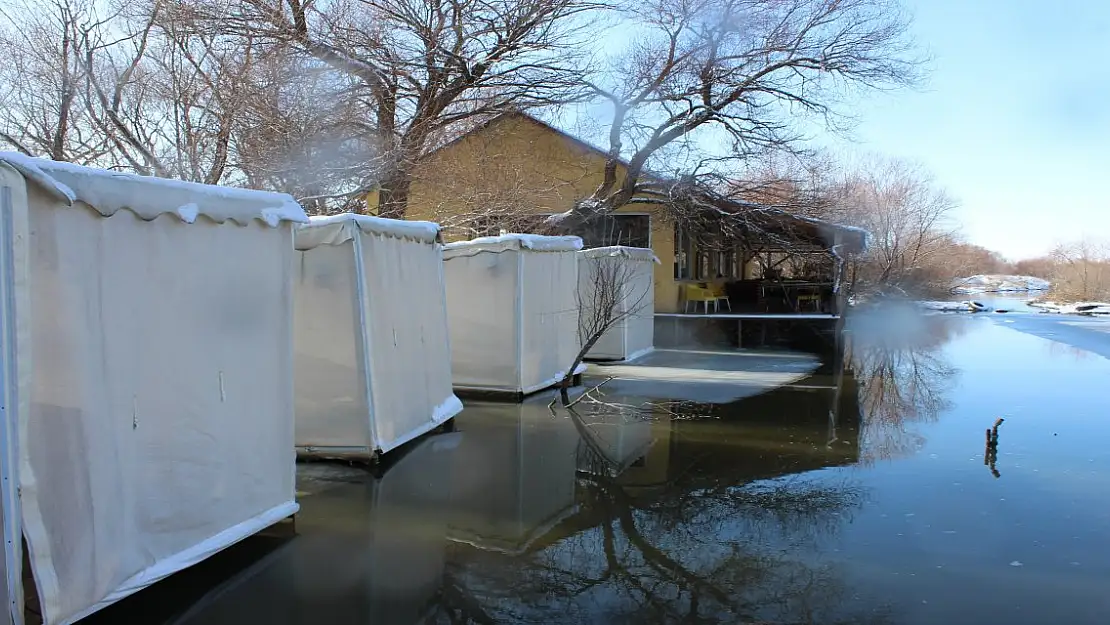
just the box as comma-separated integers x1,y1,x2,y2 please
86,311,1110,624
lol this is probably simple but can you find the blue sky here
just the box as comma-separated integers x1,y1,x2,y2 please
824,0,1110,260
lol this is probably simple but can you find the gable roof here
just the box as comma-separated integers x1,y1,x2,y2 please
424,111,671,182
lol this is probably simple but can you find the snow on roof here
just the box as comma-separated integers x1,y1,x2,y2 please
442,233,583,259
0,153,308,227
579,246,660,264
794,216,871,252
294,213,440,250
0,156,76,204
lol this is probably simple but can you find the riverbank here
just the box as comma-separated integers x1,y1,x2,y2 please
1027,300,1110,316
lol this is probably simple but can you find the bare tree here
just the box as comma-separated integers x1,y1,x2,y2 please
0,0,107,161
0,0,380,212
557,251,652,405
547,0,918,229
831,156,957,295
180,0,601,217
749,154,1012,298
1048,238,1110,302
1013,256,1056,280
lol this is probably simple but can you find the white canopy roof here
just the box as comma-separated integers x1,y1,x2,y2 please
580,245,660,263
442,233,583,259
0,152,308,227
294,213,441,250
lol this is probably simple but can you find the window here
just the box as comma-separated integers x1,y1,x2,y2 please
674,225,745,281
674,224,689,279
578,214,651,249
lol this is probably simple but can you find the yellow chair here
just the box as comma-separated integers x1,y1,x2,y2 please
683,284,719,314
707,282,731,312
795,287,822,312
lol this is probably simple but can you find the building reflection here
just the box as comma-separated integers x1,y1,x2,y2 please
582,362,863,498
432,363,878,624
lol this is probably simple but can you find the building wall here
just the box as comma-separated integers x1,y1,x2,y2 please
383,114,682,312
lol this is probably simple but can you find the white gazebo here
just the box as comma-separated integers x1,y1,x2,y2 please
0,154,304,625
442,234,585,398
292,214,461,461
577,246,658,362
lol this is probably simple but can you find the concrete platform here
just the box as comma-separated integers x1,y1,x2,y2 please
586,347,822,404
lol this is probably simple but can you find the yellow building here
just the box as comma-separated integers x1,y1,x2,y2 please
367,112,864,314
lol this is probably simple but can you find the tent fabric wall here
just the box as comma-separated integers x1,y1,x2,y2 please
0,162,30,625
519,251,581,394
293,214,461,458
577,246,658,361
0,154,305,625
440,245,521,391
442,234,584,394
292,244,369,451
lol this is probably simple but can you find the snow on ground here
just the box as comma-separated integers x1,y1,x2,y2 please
950,275,1051,294
1028,301,1110,316
918,301,989,313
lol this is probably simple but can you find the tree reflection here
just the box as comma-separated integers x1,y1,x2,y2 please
1045,339,1092,362
846,310,967,462
429,396,891,625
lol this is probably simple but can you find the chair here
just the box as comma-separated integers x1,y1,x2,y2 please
707,282,731,312
795,287,822,312
796,294,822,312
683,284,718,313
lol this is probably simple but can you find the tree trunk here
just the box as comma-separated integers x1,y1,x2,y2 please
558,332,606,405
376,170,412,219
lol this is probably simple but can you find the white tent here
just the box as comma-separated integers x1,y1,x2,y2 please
577,246,658,362
442,234,585,396
292,214,461,460
0,154,304,625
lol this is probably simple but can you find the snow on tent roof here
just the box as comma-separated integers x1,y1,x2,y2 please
442,233,583,259
294,213,441,250
579,246,660,264
0,152,308,227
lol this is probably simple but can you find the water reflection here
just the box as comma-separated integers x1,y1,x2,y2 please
846,310,968,462
107,435,460,625
1045,338,1093,362
984,418,1003,479
446,402,581,555
425,375,888,624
